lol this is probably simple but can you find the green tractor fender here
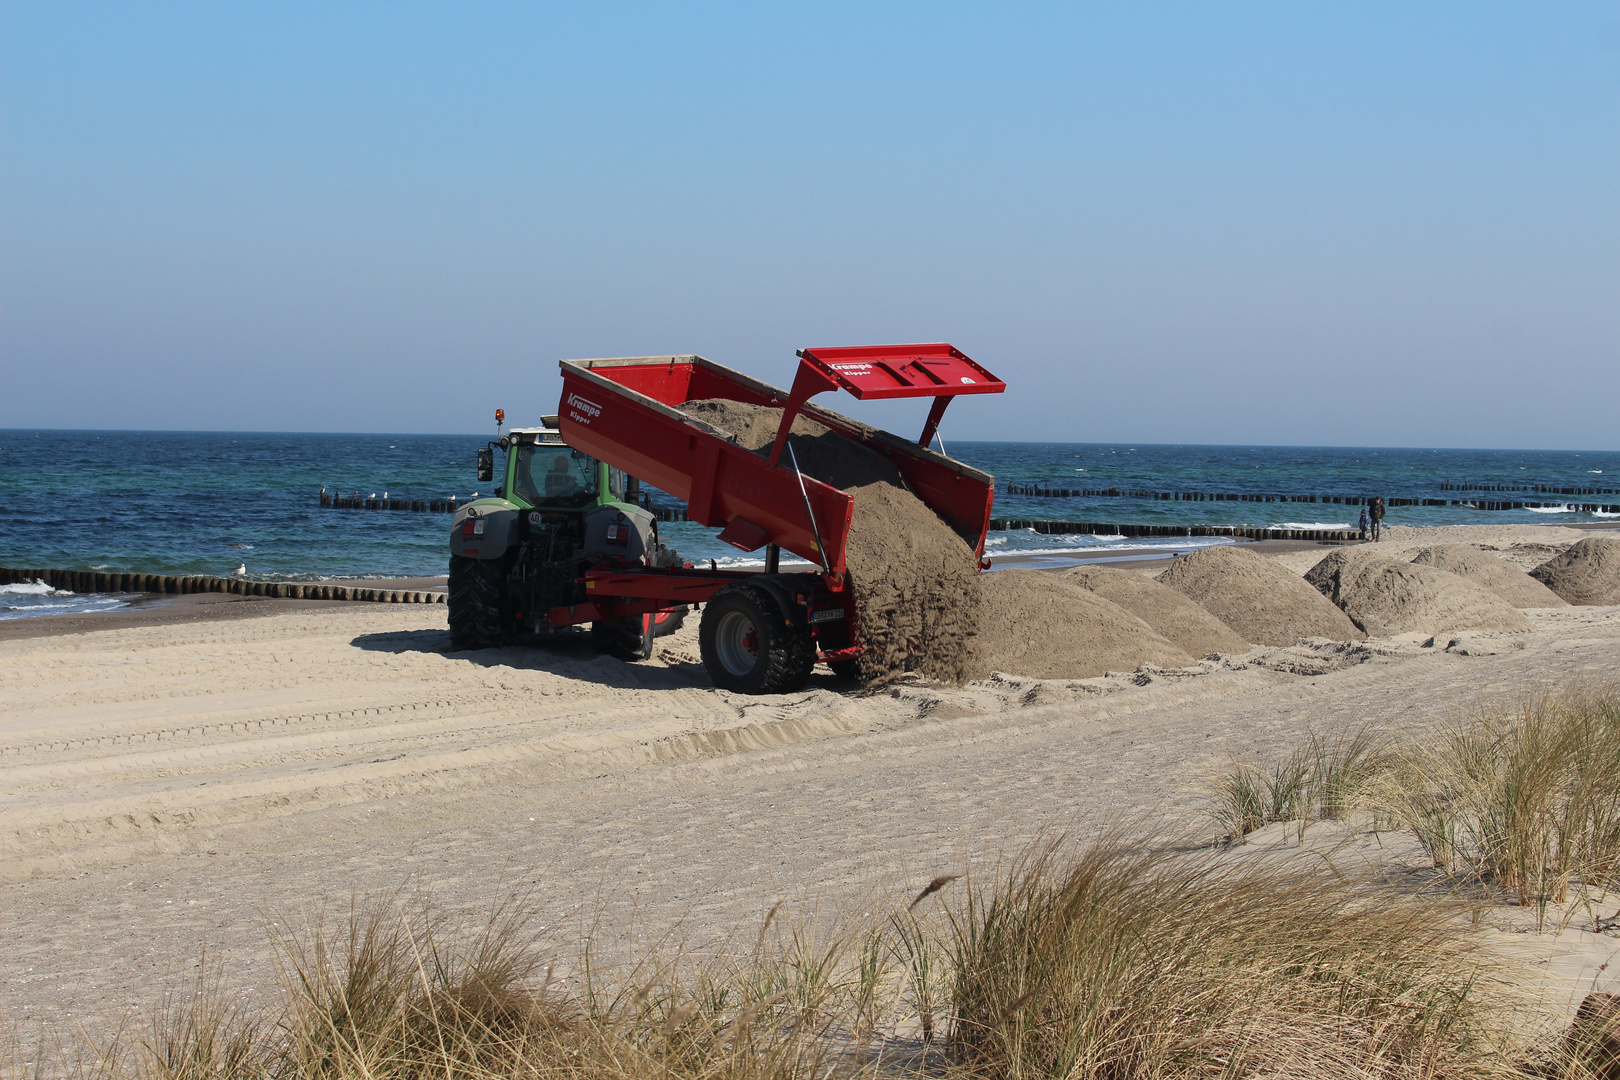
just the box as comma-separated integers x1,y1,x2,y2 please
449,499,520,561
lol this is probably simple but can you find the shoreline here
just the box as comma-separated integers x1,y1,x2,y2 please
0,576,448,642
5,522,1614,641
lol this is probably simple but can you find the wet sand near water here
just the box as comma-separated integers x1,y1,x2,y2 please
0,577,448,642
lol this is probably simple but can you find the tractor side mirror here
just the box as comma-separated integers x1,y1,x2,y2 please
476,447,494,483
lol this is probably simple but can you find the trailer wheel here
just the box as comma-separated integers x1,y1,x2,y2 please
828,658,862,681
700,584,814,694
592,613,655,662
448,555,509,650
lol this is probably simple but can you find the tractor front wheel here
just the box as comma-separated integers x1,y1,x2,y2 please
699,584,815,694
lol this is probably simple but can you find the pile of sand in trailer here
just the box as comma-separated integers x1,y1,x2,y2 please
1156,546,1364,646
1304,548,1530,637
969,569,1194,679
1063,564,1250,657
1531,536,1620,605
686,399,983,684
1407,545,1567,608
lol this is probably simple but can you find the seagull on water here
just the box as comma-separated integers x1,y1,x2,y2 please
233,564,247,577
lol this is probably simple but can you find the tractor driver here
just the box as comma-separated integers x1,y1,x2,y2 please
545,454,580,498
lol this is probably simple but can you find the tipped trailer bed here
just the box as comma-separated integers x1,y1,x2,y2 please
553,345,1004,692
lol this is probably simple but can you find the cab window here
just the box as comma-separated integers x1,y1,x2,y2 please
513,446,599,508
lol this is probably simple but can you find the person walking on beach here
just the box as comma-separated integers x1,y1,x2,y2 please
1369,497,1386,541
1358,506,1369,542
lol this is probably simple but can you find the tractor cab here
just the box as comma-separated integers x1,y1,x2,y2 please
486,420,631,512
450,414,679,660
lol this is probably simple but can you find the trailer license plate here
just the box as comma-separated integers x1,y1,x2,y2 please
809,608,844,623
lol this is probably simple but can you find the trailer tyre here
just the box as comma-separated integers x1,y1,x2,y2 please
448,555,509,650
700,584,815,694
828,658,862,681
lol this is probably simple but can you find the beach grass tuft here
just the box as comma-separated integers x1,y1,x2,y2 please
1210,725,1394,839
1211,680,1620,921
1380,681,1620,911
944,834,1522,1079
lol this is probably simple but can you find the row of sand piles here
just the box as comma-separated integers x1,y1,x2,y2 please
979,538,1585,677
1304,548,1531,638
681,398,1612,681
1157,546,1364,645
971,534,1611,678
1296,538,1620,638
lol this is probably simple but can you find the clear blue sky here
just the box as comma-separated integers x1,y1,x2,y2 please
3,3,1616,448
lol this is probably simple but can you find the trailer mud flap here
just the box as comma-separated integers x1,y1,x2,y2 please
717,517,770,552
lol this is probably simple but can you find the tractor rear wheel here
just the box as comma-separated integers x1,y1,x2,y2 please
699,584,815,694
592,613,655,661
652,605,688,637
448,555,509,650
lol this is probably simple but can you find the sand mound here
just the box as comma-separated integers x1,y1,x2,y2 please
969,569,1194,679
688,399,982,683
1063,564,1250,657
1156,546,1364,646
1407,545,1567,608
1305,550,1530,637
1530,536,1620,606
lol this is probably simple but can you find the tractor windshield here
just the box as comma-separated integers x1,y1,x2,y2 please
512,445,598,508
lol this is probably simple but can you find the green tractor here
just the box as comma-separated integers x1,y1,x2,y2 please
447,415,685,659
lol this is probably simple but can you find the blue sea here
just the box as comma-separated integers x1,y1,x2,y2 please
2,429,1616,619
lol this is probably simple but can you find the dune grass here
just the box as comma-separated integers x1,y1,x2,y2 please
1209,726,1394,839
945,836,1527,1079
1384,682,1620,909
21,830,1558,1080
1211,680,1620,917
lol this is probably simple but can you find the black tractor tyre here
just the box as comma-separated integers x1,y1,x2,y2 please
448,555,510,650
699,584,816,694
592,613,655,662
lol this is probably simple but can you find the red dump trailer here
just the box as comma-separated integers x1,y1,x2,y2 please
547,345,1004,693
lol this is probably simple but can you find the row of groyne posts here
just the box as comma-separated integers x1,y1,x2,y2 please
310,479,1619,549
318,487,688,520
0,566,444,604
320,488,464,513
1002,483,1620,515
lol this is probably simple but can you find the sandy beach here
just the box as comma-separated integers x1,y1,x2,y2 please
4,523,1619,1041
